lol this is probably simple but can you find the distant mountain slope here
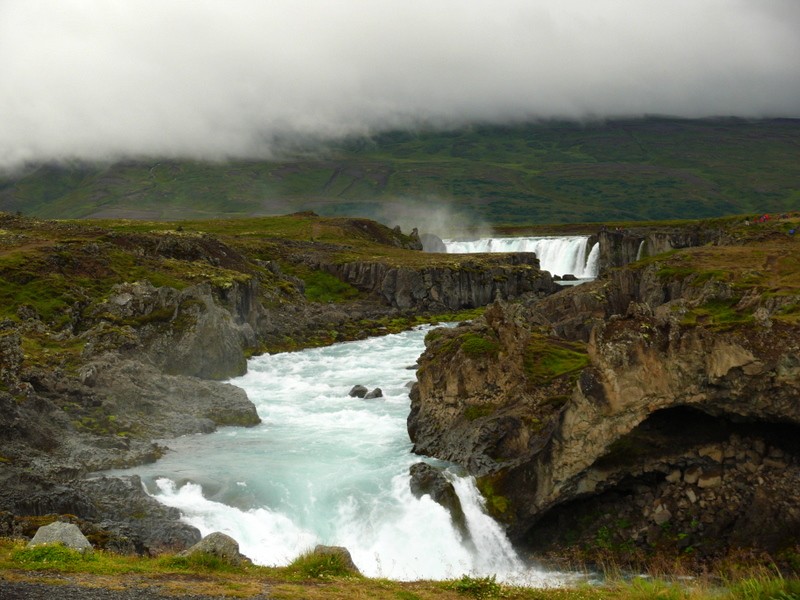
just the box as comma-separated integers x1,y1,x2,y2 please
2,118,798,225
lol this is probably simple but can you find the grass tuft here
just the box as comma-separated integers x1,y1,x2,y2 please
448,574,506,599
285,549,361,580
12,543,95,570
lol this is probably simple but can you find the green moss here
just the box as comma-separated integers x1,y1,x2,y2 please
681,298,754,330
689,269,728,286
20,334,86,374
300,270,360,303
464,405,495,421
476,474,511,522
656,265,696,280
459,333,500,357
524,334,589,385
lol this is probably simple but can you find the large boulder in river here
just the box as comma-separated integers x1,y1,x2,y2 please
78,476,202,554
349,385,368,398
364,387,383,399
28,521,93,554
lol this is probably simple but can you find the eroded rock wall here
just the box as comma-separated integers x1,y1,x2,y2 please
410,255,800,555
324,253,559,311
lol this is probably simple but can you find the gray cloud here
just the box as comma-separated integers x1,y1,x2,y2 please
2,0,799,170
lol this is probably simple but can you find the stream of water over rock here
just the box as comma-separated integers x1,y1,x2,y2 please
111,326,565,583
443,235,600,280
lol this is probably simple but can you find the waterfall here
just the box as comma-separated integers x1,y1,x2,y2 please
105,327,561,585
443,236,599,279
635,239,646,261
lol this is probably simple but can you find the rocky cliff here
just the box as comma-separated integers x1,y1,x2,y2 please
322,252,558,311
410,222,800,559
592,224,724,275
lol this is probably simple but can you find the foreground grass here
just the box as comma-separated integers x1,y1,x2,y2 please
2,539,799,599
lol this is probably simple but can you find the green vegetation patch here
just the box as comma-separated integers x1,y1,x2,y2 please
6,119,800,224
464,404,495,421
447,574,505,599
159,551,238,573
459,332,500,357
300,270,360,303
12,544,95,570
681,298,754,331
524,334,589,385
285,549,362,580
476,473,511,522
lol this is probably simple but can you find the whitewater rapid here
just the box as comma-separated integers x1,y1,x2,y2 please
443,235,599,279
108,326,557,584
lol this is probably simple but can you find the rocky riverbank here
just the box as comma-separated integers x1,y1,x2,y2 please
0,211,558,554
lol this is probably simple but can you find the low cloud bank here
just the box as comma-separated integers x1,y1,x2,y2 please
2,0,799,170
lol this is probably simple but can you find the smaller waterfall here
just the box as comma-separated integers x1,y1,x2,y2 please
443,236,599,279
450,476,523,575
585,242,600,275
635,240,646,261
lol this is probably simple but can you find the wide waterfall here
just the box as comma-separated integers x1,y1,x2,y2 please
443,236,599,279
107,327,560,584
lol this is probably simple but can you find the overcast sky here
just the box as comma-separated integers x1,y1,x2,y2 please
2,0,799,170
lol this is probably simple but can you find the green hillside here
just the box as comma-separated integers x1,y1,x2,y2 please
2,118,798,225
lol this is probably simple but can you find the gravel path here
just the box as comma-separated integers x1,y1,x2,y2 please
0,577,272,599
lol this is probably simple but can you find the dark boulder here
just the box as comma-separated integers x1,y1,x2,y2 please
364,388,383,399
348,385,368,398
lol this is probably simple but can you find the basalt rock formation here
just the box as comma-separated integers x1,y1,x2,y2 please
410,223,800,558
591,224,724,276
322,252,558,311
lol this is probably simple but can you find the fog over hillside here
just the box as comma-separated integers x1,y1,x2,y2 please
2,0,799,170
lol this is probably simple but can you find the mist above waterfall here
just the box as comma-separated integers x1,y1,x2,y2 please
377,199,493,240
